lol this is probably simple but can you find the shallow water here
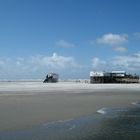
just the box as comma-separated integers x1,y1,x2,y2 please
0,102,140,140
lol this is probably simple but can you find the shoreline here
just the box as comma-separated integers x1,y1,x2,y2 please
0,82,140,131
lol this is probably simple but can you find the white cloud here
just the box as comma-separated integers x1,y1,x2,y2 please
0,53,81,79
0,60,5,65
113,46,127,52
92,57,106,70
16,57,25,66
133,32,140,39
30,53,79,69
95,33,128,53
97,33,128,45
91,52,140,73
56,40,75,48
112,52,140,71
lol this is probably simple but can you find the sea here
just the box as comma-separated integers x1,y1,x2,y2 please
0,101,140,140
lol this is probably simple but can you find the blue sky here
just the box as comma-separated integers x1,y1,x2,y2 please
0,0,140,79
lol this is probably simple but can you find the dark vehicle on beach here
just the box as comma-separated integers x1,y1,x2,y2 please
43,73,59,83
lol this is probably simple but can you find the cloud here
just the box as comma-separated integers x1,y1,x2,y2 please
92,57,106,70
113,46,127,52
112,52,140,71
56,40,75,48
30,53,79,69
133,32,140,39
91,52,140,73
97,33,128,45
0,60,5,65
0,53,81,79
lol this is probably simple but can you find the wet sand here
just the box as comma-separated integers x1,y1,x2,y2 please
0,82,140,131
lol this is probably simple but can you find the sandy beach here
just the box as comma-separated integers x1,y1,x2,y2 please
0,82,140,131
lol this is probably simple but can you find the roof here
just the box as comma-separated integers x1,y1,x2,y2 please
111,71,126,74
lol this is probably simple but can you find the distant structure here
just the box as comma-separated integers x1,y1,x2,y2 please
43,73,59,83
90,71,139,83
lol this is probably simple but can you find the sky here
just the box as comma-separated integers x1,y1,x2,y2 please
0,0,140,80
